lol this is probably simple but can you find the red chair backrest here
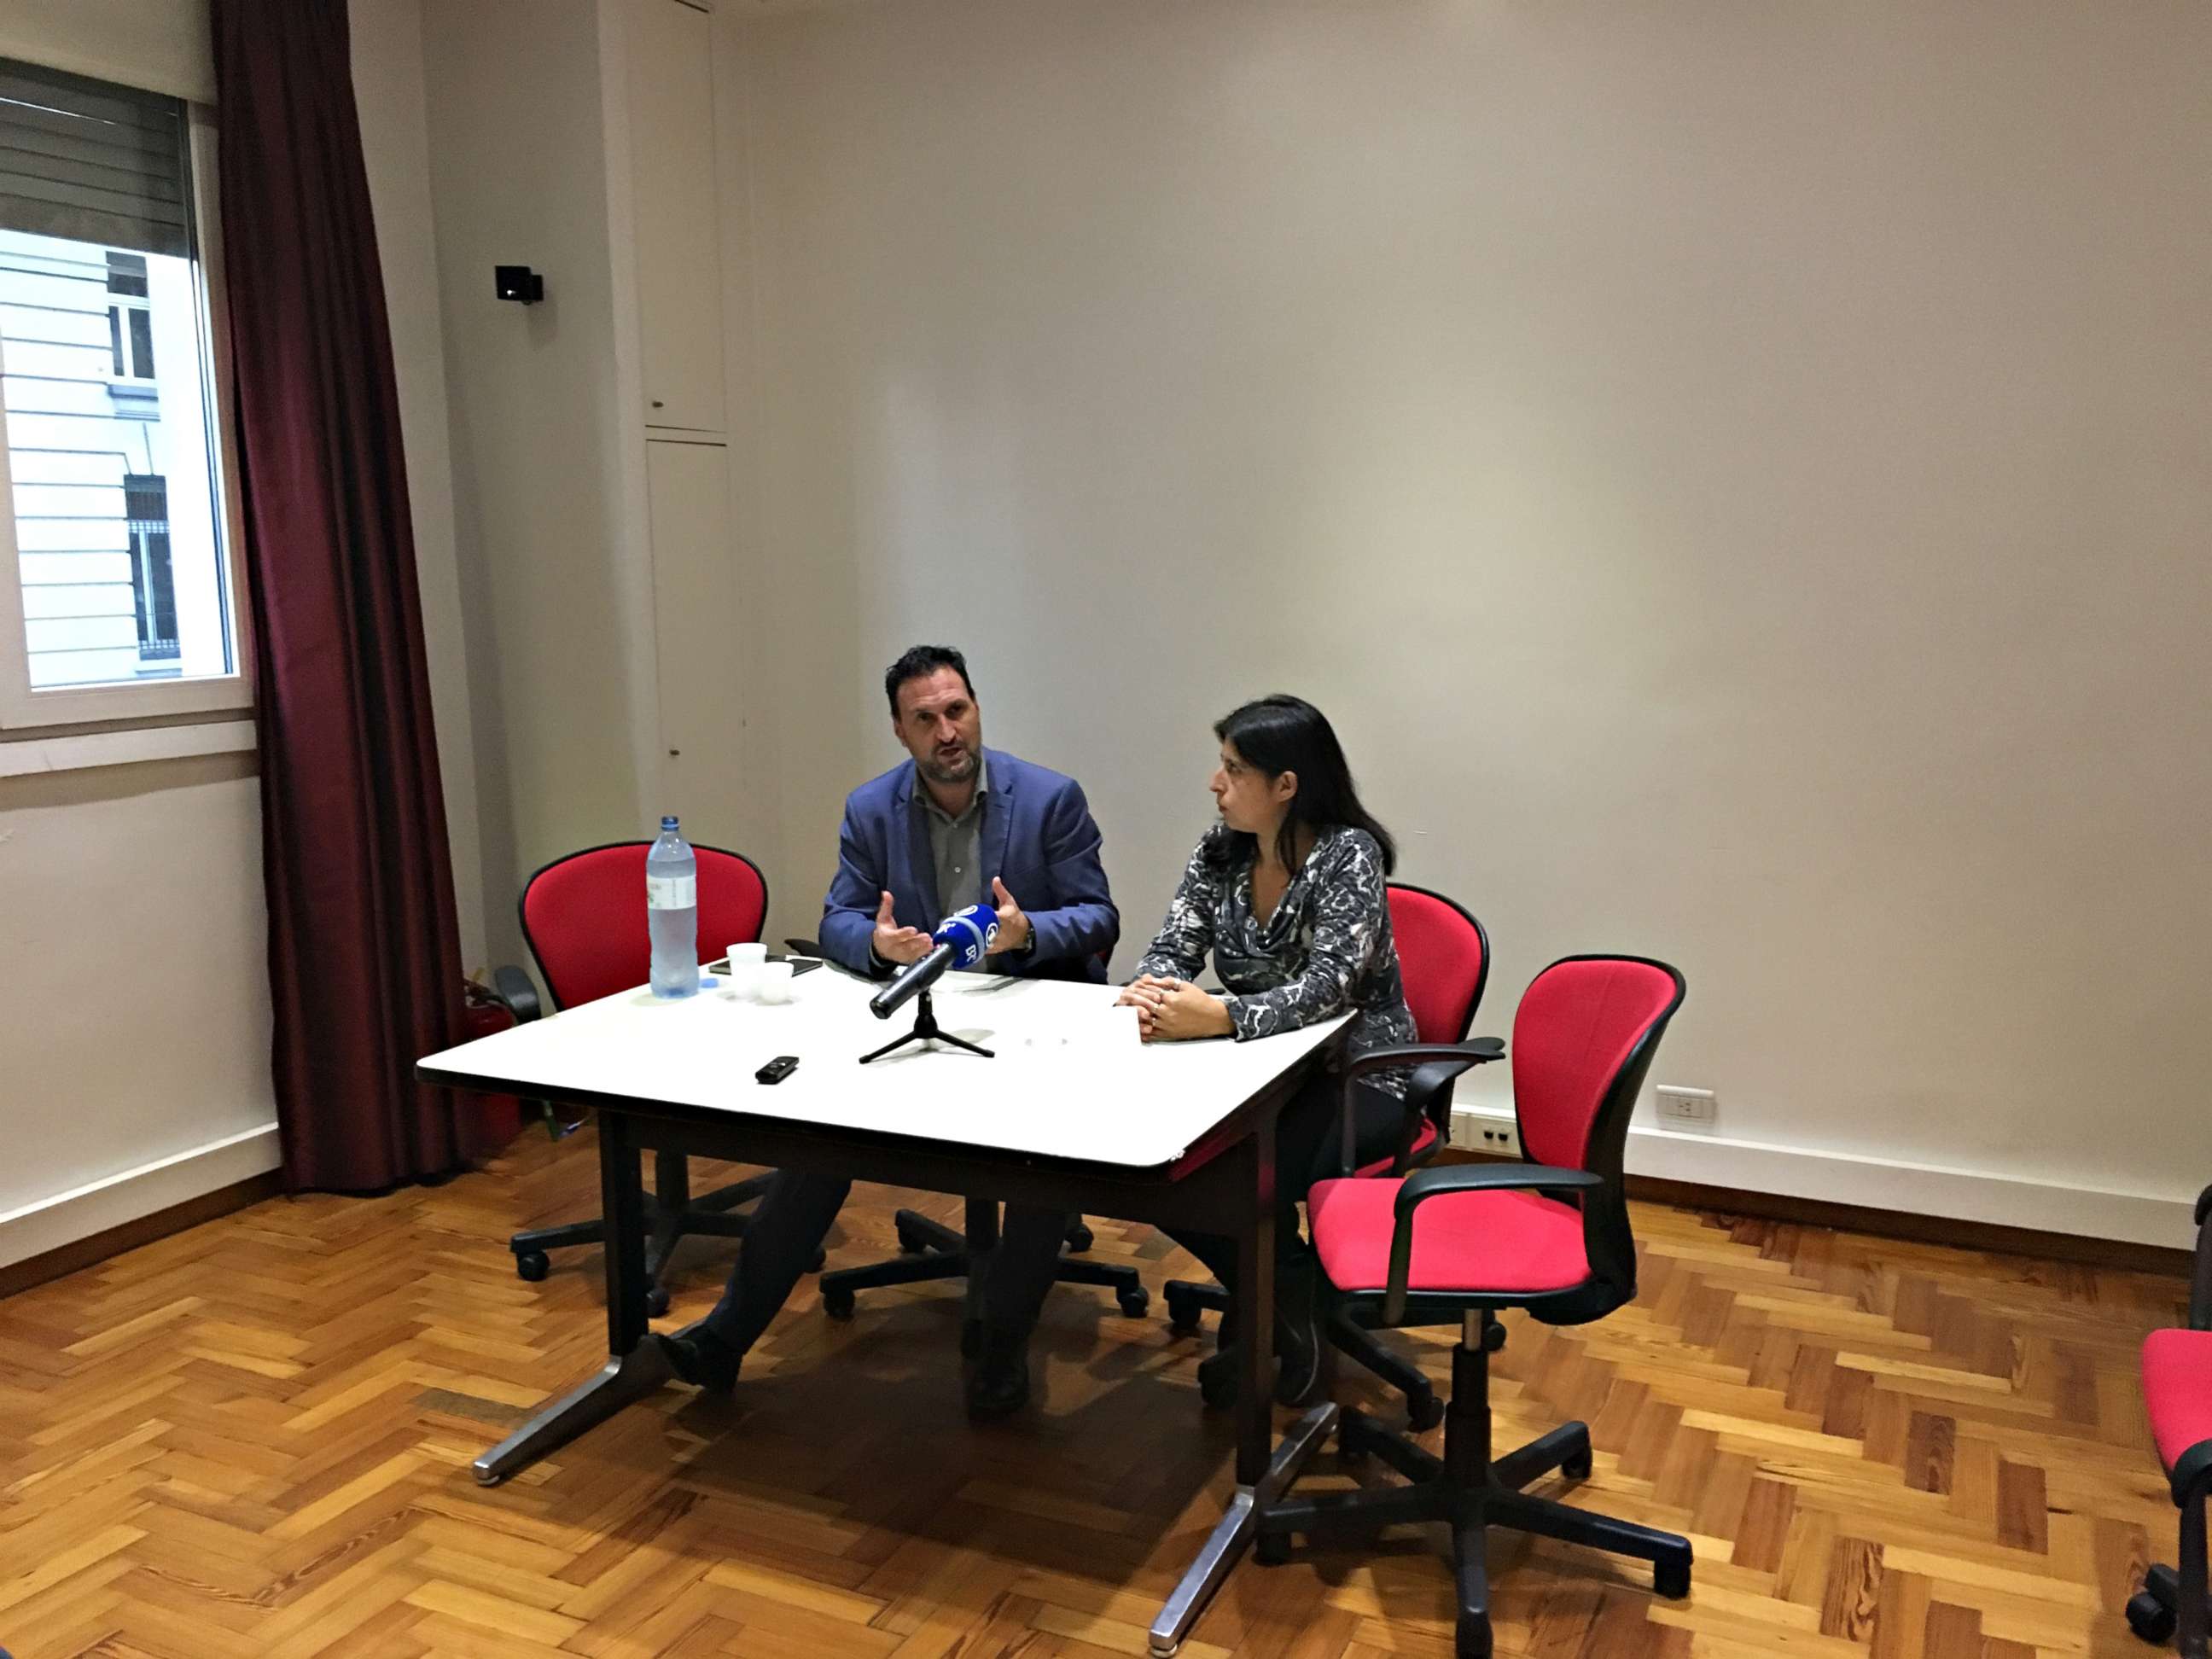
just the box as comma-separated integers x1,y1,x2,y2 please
520,842,769,1010
1387,883,1488,1045
1512,956,1684,1173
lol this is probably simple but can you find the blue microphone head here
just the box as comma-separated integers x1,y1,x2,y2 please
933,904,998,969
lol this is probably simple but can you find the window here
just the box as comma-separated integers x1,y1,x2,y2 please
0,57,247,728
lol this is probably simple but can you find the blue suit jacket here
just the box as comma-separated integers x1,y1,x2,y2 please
819,747,1119,983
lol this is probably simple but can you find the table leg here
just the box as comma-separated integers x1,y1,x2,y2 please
474,1109,661,1485
1152,1117,1319,1657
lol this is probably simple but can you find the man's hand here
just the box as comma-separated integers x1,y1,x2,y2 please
1117,975,1232,1042
871,890,931,966
987,876,1033,955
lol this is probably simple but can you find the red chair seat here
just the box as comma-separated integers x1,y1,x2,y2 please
1353,1121,1438,1179
1309,1177,1590,1295
2142,1328,2212,1473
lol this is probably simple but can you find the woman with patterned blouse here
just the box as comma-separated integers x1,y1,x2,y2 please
1119,694,1417,1406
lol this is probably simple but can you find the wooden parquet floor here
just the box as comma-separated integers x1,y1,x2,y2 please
0,1128,2189,1659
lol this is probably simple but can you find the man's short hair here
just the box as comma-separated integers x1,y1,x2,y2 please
884,644,975,718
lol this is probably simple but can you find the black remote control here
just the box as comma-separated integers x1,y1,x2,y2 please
755,1055,800,1085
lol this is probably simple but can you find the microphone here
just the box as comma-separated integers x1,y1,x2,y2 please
868,904,999,1020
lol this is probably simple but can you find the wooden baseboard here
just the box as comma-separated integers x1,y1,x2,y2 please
1435,1149,2192,1276
0,1170,285,1300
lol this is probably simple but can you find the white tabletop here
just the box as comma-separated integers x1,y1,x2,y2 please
419,969,1350,1170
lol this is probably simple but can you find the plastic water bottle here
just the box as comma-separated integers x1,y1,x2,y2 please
646,816,698,998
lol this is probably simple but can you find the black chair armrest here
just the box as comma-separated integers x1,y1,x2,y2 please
1343,1038,1505,1085
1382,1162,1604,1325
488,964,542,1025
2192,1185,2212,1330
1339,1039,1507,1176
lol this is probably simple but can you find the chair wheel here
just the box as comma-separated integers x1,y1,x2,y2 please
2128,1589,2177,1644
1066,1222,1095,1254
1655,1554,1691,1600
1117,1287,1150,1318
1406,1391,1445,1433
1255,1531,1289,1567
895,1225,928,1254
645,1286,670,1318
1165,1285,1202,1334
1563,1445,1594,1480
515,1250,550,1284
822,1287,855,1320
807,1248,827,1273
1454,1614,1493,1658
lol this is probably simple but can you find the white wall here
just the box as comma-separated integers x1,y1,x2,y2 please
722,0,2212,1240
420,0,650,974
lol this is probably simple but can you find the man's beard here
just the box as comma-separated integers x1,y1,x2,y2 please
917,745,977,786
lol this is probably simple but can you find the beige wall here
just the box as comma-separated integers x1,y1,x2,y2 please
725,0,2212,1227
420,0,647,971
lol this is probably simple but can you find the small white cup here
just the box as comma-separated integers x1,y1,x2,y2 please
726,941,767,999
756,960,795,1004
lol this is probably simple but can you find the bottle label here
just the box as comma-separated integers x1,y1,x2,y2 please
647,875,696,909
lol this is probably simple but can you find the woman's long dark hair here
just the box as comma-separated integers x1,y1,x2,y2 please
1202,695,1397,876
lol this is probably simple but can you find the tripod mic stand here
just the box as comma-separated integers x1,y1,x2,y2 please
858,988,995,1065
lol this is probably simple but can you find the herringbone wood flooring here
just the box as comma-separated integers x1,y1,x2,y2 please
0,1128,2188,1658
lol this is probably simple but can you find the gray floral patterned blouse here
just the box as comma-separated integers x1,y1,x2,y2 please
1133,825,1418,1095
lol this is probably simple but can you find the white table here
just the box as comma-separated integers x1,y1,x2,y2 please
417,965,1350,1656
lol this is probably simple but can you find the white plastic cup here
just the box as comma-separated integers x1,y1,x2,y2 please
1107,1003,1144,1046
756,960,795,1004
727,941,766,998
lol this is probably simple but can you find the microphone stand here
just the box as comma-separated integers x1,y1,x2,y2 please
858,988,996,1065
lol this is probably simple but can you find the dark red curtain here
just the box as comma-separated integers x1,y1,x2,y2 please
213,0,485,1190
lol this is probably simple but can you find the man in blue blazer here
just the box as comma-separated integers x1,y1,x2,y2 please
819,651,1118,982
661,646,1119,1422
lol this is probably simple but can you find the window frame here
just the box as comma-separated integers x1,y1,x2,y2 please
0,105,253,732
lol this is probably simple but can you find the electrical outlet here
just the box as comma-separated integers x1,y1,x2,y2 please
1452,1109,1522,1159
1655,1086,1717,1132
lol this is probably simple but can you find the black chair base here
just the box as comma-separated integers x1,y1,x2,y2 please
1166,1275,1446,1429
2133,1560,2210,1654
1259,1312,1691,1658
510,1150,811,1318
819,1202,1148,1337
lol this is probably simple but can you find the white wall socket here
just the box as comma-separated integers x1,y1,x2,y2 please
1452,1109,1522,1159
1654,1086,1717,1132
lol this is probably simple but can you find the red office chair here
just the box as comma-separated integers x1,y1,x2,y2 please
1164,882,1499,1423
2128,1186,2212,1655
495,841,794,1316
1262,956,1691,1659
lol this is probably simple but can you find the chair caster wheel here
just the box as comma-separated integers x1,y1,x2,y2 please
2127,1589,2176,1644
515,1251,550,1284
1164,1287,1202,1335
823,1288,855,1320
1406,1392,1444,1432
895,1225,928,1255
1255,1532,1289,1567
1563,1444,1593,1481
806,1248,827,1273
1117,1287,1150,1318
645,1286,671,1318
1453,1615,1493,1659
1655,1555,1692,1600
1066,1223,1094,1254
